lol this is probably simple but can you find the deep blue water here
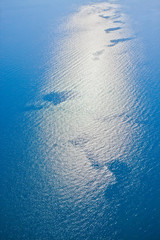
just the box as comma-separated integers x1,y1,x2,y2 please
0,0,160,239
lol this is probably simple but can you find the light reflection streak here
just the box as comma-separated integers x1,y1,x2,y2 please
28,2,146,236
37,1,137,191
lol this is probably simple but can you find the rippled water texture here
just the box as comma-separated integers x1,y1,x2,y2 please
1,1,160,239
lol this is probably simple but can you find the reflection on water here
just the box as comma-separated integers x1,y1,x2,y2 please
1,1,160,240
27,2,146,239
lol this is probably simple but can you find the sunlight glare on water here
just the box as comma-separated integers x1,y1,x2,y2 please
24,3,150,238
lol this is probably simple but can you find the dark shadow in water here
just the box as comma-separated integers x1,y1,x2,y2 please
108,161,131,182
103,7,112,12
86,151,101,169
69,135,102,169
105,161,131,201
112,14,121,20
108,38,133,47
104,161,134,237
114,10,121,15
52,143,58,148
43,91,71,105
69,136,89,148
99,15,110,19
23,105,44,111
105,27,121,33
23,91,73,112
113,20,124,24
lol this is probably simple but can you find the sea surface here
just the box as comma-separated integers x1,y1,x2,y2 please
0,0,160,239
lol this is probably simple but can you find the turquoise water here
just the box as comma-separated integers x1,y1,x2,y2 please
0,0,160,239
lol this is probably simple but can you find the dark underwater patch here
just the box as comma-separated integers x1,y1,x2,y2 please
23,105,44,111
105,27,121,33
43,91,72,105
99,15,110,19
108,37,133,47
105,161,132,200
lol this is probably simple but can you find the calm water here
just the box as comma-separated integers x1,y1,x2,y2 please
0,0,160,239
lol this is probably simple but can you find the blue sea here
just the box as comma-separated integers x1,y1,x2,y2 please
0,0,160,239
